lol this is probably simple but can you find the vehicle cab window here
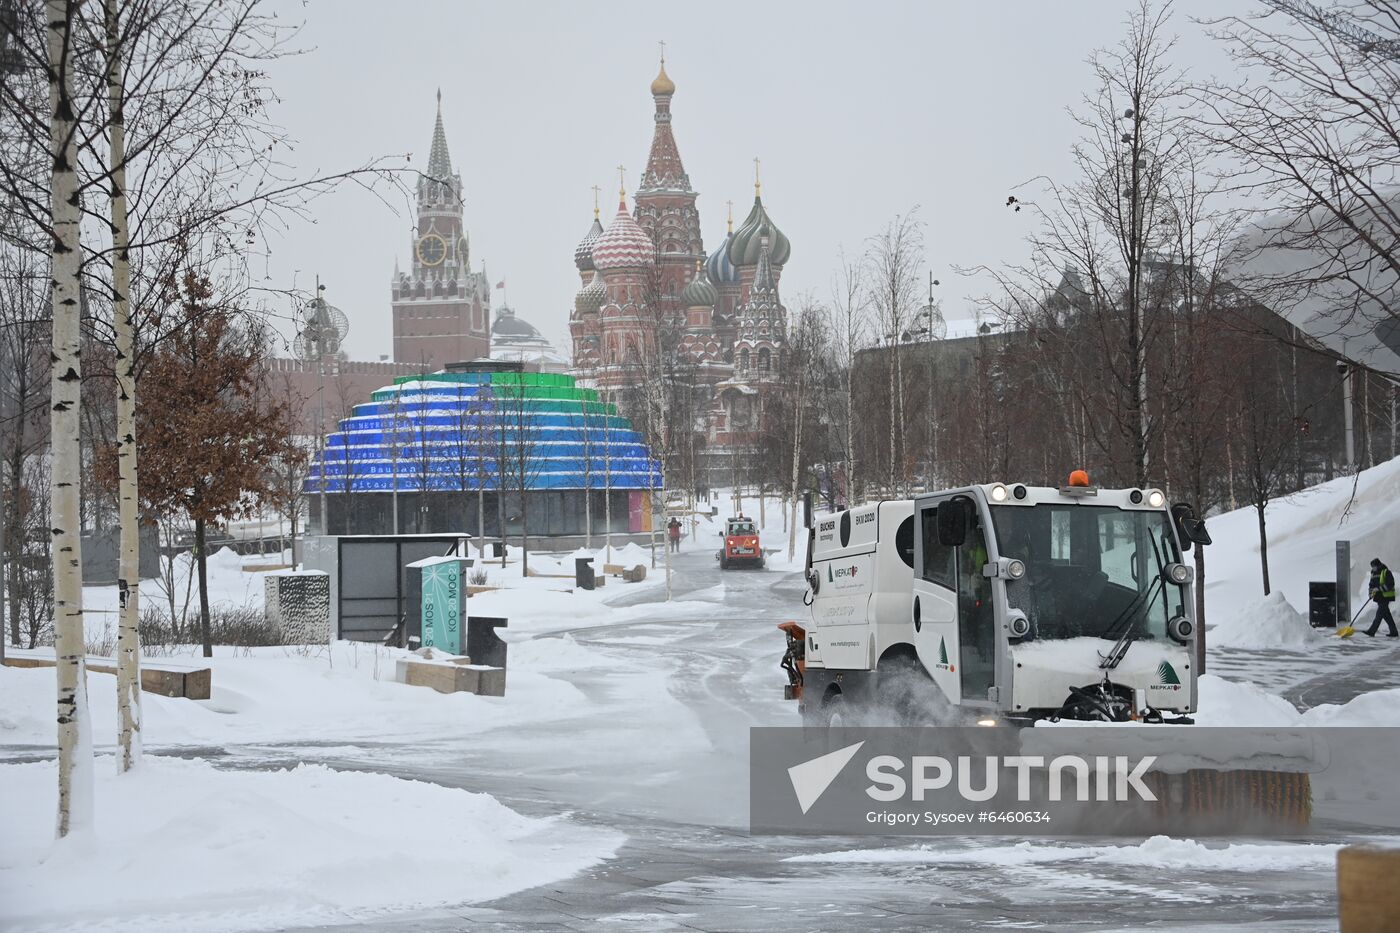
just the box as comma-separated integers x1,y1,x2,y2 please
920,505,955,590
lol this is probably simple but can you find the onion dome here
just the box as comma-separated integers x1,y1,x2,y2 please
575,271,606,314
706,233,739,286
574,216,604,272
651,59,675,96
682,262,717,308
591,200,656,270
728,194,790,267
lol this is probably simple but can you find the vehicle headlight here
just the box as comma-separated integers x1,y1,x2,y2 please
1147,489,1166,508
1167,615,1194,643
990,483,1009,502
1007,613,1031,638
1006,558,1026,580
1165,562,1191,585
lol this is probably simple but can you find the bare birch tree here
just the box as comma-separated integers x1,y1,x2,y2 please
45,0,93,838
865,209,924,496
828,248,867,507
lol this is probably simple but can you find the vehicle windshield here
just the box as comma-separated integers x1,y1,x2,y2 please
990,503,1185,641
728,521,755,535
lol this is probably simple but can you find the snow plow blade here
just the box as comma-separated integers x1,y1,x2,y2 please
778,622,805,701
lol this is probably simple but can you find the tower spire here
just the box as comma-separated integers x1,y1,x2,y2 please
639,50,690,193
427,90,452,180
727,200,734,233
592,184,601,218
617,165,627,206
753,157,761,196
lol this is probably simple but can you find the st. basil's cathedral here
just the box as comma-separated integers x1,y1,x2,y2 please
569,55,793,485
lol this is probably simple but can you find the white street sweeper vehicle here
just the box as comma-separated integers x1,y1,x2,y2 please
779,471,1213,726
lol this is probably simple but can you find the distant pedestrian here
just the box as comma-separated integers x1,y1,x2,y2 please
1365,557,1399,638
667,517,682,553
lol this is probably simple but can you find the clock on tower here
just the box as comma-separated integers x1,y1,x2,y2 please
416,233,446,267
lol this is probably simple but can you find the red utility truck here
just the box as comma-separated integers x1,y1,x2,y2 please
719,515,764,570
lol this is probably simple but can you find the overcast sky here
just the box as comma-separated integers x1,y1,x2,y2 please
260,0,1245,363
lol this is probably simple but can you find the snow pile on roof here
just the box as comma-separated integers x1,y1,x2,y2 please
0,756,622,933
788,836,1340,871
1205,455,1400,628
1209,592,1323,650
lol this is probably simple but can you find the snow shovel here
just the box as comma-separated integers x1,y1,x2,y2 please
1337,597,1372,638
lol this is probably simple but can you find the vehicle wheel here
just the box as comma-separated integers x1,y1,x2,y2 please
720,555,729,570
875,655,943,725
822,691,849,729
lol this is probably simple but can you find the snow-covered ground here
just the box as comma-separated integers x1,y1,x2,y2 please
1196,458,1400,699
1,530,723,932
1204,455,1400,632
6,479,1400,930
0,756,622,933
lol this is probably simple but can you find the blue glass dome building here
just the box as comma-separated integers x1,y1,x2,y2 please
306,367,663,537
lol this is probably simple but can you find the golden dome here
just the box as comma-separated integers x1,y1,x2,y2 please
650,60,675,96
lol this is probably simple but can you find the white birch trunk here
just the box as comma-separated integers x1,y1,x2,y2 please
788,368,805,563
48,0,92,837
658,487,671,602
107,0,142,773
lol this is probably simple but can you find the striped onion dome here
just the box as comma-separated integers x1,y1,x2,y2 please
574,216,604,272
576,271,606,313
591,201,656,270
682,264,717,308
728,194,791,267
706,232,739,285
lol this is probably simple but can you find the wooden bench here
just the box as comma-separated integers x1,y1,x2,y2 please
603,563,648,582
3,650,212,700
394,652,505,696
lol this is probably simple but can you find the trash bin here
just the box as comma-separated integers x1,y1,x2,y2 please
1309,581,1338,628
491,541,504,558
575,557,595,591
467,616,508,668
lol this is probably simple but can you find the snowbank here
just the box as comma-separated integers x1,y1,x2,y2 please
1193,674,1306,726
0,575,726,750
1303,687,1400,727
0,641,590,748
1197,674,1400,727
1209,592,1324,650
787,836,1341,871
0,756,622,933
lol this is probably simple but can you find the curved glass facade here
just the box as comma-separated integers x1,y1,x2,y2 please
306,370,663,495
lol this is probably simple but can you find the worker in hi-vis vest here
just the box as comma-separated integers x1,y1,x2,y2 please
1365,557,1399,638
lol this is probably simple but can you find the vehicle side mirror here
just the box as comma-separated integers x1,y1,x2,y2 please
937,497,969,548
1170,502,1212,550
